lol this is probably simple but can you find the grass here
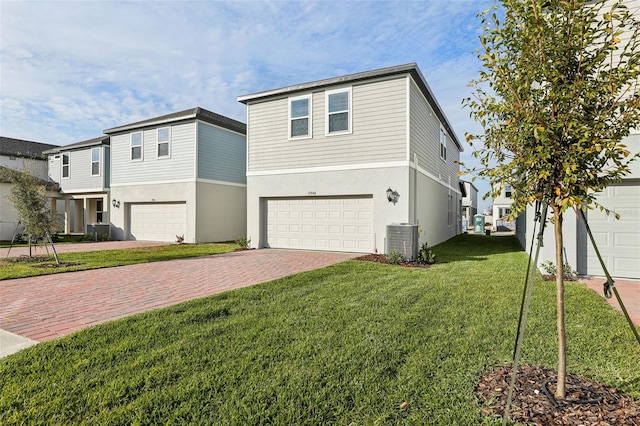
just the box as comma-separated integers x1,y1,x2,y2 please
0,243,238,280
1,234,638,424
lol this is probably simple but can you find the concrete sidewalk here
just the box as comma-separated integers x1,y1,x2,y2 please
0,249,358,358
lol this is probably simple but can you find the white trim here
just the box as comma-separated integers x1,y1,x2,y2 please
247,160,409,176
325,87,352,136
439,127,447,162
111,178,245,188
130,131,143,162
194,121,199,177
288,94,312,140
58,188,109,195
196,178,247,188
156,126,171,159
61,151,70,179
90,147,101,177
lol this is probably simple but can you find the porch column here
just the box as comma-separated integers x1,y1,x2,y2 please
64,199,71,234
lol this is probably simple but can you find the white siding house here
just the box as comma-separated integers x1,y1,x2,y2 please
1,137,58,240
44,136,111,235
461,180,478,229
238,63,463,254
104,107,247,243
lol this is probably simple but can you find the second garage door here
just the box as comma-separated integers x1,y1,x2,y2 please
266,196,373,252
584,182,640,279
129,202,187,242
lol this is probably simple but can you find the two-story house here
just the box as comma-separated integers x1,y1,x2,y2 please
103,107,247,243
492,182,515,231
238,63,463,254
461,180,478,230
1,137,59,240
44,136,111,235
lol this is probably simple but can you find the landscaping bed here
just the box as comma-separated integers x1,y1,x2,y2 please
354,253,432,268
477,364,640,425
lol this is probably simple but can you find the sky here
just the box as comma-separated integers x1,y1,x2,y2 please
0,0,494,210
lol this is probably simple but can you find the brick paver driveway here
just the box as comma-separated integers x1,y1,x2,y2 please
1,249,358,342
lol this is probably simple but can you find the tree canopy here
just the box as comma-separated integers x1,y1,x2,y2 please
464,0,640,216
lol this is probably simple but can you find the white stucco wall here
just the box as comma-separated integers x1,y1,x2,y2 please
247,166,411,252
196,181,247,243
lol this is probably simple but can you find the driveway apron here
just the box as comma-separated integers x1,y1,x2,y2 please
0,249,357,353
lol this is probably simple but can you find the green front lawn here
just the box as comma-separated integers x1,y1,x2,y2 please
0,243,238,280
1,235,638,424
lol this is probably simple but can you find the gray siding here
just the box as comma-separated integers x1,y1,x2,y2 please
197,121,246,184
409,78,460,186
111,122,196,185
247,76,407,172
54,147,107,192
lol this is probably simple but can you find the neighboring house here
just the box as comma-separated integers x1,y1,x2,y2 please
461,180,478,229
238,63,463,254
491,182,516,231
44,136,111,235
516,0,640,279
0,137,58,240
103,107,247,243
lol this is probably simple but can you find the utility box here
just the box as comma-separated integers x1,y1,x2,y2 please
473,214,485,234
86,223,110,241
386,223,419,261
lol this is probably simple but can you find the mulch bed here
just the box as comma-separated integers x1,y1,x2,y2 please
477,364,640,425
354,253,432,268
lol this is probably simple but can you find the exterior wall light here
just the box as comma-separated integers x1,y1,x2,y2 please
112,199,121,208
386,187,399,205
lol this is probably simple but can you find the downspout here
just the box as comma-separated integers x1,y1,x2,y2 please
413,152,418,225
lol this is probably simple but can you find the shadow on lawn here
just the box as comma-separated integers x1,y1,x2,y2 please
434,233,525,264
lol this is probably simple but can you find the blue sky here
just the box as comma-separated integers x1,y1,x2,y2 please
1,0,494,210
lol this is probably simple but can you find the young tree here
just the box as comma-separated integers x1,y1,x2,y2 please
0,164,60,264
464,0,640,398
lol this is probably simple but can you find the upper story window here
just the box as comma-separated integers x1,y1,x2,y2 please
62,152,70,178
91,147,100,176
131,132,143,161
440,128,447,161
289,95,311,139
505,185,512,198
326,88,351,135
157,127,171,158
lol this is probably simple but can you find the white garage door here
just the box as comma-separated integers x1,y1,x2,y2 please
266,196,373,252
585,183,640,278
129,202,187,242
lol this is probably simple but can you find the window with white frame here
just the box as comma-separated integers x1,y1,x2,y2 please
440,128,447,161
289,95,311,138
62,152,70,178
505,185,512,198
91,147,100,176
131,132,143,161
157,127,170,158
326,88,351,134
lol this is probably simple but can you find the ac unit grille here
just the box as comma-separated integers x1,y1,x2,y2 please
386,223,419,261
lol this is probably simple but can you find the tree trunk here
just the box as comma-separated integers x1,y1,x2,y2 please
553,205,566,399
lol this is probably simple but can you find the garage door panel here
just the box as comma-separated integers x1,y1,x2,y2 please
266,196,373,253
129,202,186,243
585,183,639,278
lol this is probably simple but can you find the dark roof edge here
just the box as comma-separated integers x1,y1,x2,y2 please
43,136,110,154
103,107,246,135
0,137,59,158
237,63,462,151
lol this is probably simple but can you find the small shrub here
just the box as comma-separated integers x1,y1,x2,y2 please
416,242,436,264
386,249,404,265
235,235,251,250
540,260,578,280
176,235,185,244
